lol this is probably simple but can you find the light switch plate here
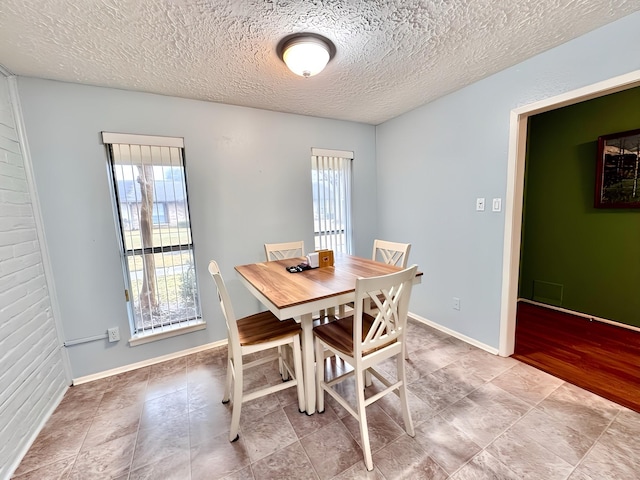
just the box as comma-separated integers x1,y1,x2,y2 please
492,198,502,212
476,198,485,211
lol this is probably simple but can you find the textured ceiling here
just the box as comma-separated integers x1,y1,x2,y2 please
1,1,639,125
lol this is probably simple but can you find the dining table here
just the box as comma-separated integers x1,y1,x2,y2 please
235,253,423,414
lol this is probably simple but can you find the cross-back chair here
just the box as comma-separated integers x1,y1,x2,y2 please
264,240,305,261
370,240,412,359
208,260,305,442
314,265,418,471
372,239,411,268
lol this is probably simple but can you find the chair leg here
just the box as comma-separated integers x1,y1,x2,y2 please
404,319,412,360
355,362,373,471
315,338,325,413
291,334,306,413
364,369,372,387
280,345,290,381
397,350,414,437
228,359,243,442
222,356,233,403
277,346,285,378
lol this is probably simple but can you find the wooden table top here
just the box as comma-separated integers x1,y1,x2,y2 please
235,254,422,310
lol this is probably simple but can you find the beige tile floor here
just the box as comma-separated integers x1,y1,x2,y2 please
13,320,640,479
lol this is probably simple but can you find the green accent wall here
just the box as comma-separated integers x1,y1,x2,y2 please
520,87,640,328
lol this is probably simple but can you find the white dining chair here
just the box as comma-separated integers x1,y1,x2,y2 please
370,239,412,360
264,240,305,261
372,239,411,268
208,260,305,442
314,265,418,471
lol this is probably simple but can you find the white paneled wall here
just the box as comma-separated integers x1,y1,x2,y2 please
0,73,68,479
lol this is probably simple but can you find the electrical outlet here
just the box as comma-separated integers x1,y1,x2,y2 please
108,327,120,342
476,198,485,211
453,297,461,310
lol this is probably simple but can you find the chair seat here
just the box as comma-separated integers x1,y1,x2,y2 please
237,311,301,346
313,314,395,356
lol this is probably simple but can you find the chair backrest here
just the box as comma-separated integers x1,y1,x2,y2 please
264,241,305,261
353,264,418,357
208,261,241,352
372,239,411,268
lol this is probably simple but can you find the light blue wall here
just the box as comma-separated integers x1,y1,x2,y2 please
17,79,376,377
375,11,640,348
16,11,640,377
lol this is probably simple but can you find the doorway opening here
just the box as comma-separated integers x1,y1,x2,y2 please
499,69,640,357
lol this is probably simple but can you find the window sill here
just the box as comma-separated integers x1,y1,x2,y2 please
128,321,206,347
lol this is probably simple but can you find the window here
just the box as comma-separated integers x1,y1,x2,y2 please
102,133,203,343
311,148,353,254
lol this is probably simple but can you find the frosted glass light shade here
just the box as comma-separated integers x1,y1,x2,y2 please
282,36,331,78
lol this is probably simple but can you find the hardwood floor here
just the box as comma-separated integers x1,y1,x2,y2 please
513,301,640,413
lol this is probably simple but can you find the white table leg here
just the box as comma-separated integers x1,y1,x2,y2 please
300,312,316,414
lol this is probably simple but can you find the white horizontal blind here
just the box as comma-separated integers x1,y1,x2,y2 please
311,148,353,254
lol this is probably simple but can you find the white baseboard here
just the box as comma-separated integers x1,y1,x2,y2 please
73,310,511,385
72,339,228,385
408,312,500,356
518,299,640,333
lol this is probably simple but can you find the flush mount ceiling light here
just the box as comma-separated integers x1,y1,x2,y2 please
277,33,336,78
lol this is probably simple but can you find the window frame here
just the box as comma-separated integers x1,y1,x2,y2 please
102,132,204,345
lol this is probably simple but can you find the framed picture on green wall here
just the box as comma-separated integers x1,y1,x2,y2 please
595,128,640,208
